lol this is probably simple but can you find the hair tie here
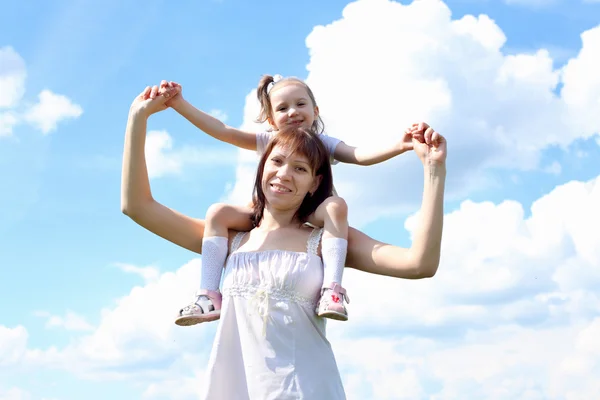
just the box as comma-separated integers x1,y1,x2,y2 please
267,74,283,94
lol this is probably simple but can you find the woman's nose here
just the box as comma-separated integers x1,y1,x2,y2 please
276,163,291,178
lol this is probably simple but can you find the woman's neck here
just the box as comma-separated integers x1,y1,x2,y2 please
258,207,300,231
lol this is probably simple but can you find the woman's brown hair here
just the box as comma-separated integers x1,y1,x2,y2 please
255,75,325,134
250,126,333,227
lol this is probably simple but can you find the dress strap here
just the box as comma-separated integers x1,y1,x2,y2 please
230,231,247,253
306,227,324,256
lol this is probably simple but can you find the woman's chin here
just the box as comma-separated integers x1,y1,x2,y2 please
264,196,301,212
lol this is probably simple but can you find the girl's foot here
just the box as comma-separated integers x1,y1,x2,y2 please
316,283,349,321
175,289,222,326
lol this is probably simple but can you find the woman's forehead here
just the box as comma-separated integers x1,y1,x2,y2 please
270,144,309,161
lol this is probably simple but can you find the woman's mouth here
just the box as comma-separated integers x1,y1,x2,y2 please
270,183,292,193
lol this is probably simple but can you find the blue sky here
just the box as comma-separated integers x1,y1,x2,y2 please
1,0,600,399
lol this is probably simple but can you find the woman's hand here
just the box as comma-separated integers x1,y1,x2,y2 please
407,122,447,166
129,85,180,118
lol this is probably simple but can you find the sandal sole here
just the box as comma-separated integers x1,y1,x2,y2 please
318,311,348,321
175,312,221,326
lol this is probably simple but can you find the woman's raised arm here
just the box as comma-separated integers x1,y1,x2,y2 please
121,86,206,254
346,123,446,279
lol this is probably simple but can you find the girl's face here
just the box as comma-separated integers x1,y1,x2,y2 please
268,83,319,131
262,144,322,211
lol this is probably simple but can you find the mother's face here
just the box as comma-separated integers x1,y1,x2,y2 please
262,144,322,211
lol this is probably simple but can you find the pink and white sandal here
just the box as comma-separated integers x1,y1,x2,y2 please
175,289,222,326
316,283,350,321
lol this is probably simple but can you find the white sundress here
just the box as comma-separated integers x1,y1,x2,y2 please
202,228,346,400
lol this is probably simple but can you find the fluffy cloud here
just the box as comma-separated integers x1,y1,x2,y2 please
226,0,600,225
112,262,161,283
208,109,228,123
0,112,18,137
145,130,238,179
0,326,28,367
0,46,83,137
3,172,598,398
0,47,26,109
0,387,31,400
33,311,95,332
23,90,83,134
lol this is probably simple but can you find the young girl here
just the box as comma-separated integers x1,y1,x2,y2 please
159,75,412,326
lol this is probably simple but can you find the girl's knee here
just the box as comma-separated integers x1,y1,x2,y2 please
324,196,348,219
206,203,234,224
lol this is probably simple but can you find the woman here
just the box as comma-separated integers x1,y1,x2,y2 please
121,85,447,398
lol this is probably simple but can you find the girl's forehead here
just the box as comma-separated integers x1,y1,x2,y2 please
270,82,309,99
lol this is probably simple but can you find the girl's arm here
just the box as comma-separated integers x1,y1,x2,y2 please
121,86,206,254
161,81,258,151
345,123,446,278
333,131,413,166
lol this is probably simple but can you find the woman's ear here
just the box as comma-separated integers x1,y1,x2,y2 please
310,174,323,195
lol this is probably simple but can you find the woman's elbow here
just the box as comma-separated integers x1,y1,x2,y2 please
120,198,145,220
416,263,438,278
408,255,440,279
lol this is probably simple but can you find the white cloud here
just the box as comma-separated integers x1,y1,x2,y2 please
0,112,19,137
0,326,28,367
23,90,83,134
226,0,600,225
561,25,600,136
33,311,95,332
4,172,599,398
142,368,206,399
145,130,238,179
0,47,83,137
113,262,161,283
21,259,215,384
0,47,26,109
208,109,228,123
0,387,31,400
543,161,562,174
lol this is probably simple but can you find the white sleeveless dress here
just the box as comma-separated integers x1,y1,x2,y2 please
202,228,346,399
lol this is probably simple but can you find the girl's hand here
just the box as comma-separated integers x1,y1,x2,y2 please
406,122,447,166
397,130,414,152
130,85,180,118
159,80,184,108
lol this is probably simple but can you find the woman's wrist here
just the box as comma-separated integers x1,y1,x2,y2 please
424,161,446,177
129,105,150,121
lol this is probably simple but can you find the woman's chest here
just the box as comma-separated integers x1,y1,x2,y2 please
224,251,323,301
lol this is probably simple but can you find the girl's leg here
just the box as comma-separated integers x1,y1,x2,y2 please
175,203,253,326
310,196,351,321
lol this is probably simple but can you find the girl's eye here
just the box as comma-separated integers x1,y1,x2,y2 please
271,158,282,164
296,167,307,172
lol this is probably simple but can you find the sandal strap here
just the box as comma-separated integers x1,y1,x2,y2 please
324,283,350,304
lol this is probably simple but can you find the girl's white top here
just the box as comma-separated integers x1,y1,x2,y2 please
202,228,346,399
